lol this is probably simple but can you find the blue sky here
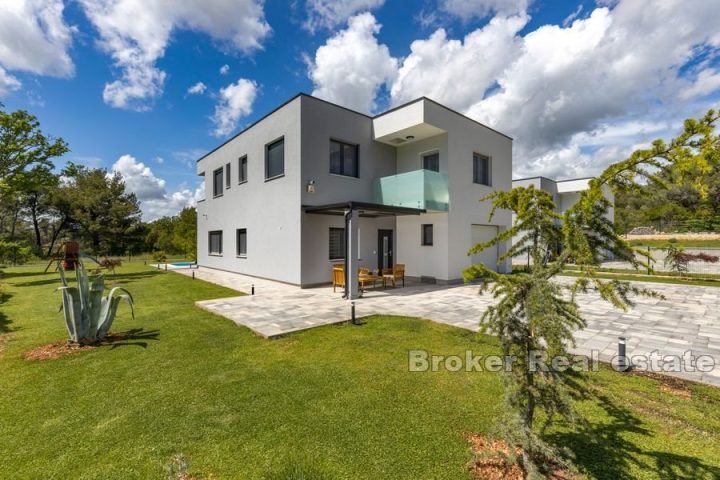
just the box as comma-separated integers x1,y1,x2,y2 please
1,0,719,219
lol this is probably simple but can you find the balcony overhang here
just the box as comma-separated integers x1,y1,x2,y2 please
373,98,446,146
303,201,425,217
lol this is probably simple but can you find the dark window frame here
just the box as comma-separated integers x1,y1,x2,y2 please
329,227,346,260
421,224,433,246
213,168,224,198
329,139,359,178
238,155,248,184
265,137,285,181
422,151,440,172
208,230,223,255
225,163,231,189
236,228,247,257
473,153,491,186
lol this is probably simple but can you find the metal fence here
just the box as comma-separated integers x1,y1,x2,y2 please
601,247,720,277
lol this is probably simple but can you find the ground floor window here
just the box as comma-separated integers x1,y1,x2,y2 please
236,228,247,257
421,224,433,246
329,227,345,260
209,230,223,255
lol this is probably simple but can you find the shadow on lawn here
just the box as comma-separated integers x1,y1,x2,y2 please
108,328,160,349
547,377,720,480
12,269,163,288
0,291,13,333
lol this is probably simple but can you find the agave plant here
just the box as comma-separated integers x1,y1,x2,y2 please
57,263,134,344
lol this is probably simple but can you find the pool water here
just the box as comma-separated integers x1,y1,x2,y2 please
171,262,194,267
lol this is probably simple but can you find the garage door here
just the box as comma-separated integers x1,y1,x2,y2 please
470,225,499,271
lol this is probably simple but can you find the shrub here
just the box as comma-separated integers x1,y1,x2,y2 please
98,257,122,273
0,240,32,265
151,251,167,264
57,263,135,345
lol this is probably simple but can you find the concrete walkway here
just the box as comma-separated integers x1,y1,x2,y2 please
178,267,720,387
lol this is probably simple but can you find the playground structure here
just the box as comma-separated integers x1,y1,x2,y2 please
44,241,103,273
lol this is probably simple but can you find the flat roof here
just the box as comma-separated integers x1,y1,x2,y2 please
512,175,594,183
197,93,513,163
303,201,426,217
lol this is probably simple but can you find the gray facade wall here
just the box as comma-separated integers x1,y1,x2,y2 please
196,96,303,284
299,96,398,286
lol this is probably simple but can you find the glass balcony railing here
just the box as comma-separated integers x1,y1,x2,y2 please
373,169,449,211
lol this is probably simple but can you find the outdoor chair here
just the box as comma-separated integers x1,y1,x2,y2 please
332,265,345,292
383,264,405,287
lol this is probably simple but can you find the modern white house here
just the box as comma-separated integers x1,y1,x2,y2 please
196,93,513,298
509,176,615,253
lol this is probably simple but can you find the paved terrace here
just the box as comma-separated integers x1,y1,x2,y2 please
177,267,720,387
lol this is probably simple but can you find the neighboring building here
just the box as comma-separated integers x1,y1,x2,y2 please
510,176,615,252
196,93,513,297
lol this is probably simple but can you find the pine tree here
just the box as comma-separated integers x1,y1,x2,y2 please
464,109,719,478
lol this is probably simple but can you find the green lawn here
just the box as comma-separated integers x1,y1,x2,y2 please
628,239,720,249
561,270,720,288
1,263,720,479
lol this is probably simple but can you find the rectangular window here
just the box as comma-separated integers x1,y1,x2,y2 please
208,230,223,255
329,227,345,260
238,155,247,183
266,137,284,179
422,151,440,172
421,224,433,246
330,139,359,177
213,168,223,197
236,228,247,257
225,163,231,188
473,153,491,186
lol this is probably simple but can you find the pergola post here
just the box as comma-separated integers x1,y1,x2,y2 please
346,207,360,300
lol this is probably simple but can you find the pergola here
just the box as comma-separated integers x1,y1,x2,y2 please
303,201,425,299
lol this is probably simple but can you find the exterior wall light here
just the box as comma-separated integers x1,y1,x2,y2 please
306,180,316,193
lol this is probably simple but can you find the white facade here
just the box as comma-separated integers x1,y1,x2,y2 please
510,176,616,250
196,94,513,292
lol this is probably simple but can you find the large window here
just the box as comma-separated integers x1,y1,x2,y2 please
213,168,223,197
473,153,491,186
225,163,231,189
238,155,247,183
266,137,284,179
329,228,345,260
421,224,433,246
236,228,247,257
330,139,358,177
422,151,439,172
208,230,223,255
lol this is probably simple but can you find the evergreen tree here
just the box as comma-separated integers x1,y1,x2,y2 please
465,109,719,478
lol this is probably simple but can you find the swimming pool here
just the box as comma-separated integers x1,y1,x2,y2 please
171,262,194,267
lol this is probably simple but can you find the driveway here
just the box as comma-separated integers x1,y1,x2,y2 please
178,267,720,387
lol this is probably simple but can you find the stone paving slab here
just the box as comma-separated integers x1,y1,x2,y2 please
179,268,720,387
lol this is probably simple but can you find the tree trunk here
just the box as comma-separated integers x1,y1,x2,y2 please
9,199,19,240
30,195,42,251
522,338,536,477
46,217,66,257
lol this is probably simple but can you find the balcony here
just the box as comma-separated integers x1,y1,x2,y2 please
373,169,449,211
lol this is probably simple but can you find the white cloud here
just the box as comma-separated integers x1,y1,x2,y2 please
391,14,527,109
0,0,75,94
440,0,529,21
0,67,21,96
211,78,258,137
79,0,270,111
680,69,720,100
219,64,230,75
187,81,207,95
381,0,720,178
111,154,201,220
308,13,397,114
304,0,384,32
112,154,167,200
